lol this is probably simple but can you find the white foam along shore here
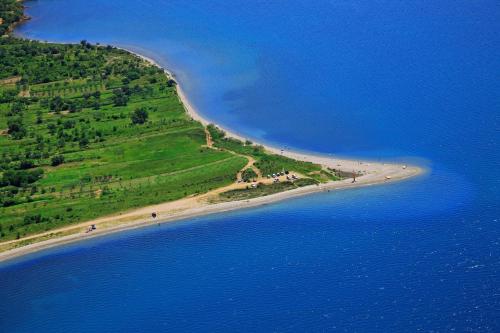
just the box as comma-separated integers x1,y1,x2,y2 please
0,46,425,263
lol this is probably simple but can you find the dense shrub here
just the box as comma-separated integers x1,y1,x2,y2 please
51,155,65,166
207,124,226,140
241,168,258,182
0,169,44,187
131,107,148,124
7,117,26,139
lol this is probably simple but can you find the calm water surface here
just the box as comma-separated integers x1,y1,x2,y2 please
1,0,499,332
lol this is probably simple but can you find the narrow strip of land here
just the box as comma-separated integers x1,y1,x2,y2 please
0,51,423,261
0,158,421,262
0,42,424,263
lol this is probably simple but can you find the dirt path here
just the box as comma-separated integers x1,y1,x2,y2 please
0,174,255,247
204,127,213,148
0,76,21,85
236,155,262,181
202,124,262,181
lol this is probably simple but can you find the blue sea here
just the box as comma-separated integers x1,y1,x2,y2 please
1,0,499,331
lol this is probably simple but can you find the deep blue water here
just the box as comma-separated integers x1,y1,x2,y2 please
1,0,499,332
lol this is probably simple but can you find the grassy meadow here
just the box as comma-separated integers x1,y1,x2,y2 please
0,37,249,240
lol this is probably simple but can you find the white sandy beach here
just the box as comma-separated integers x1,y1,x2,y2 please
0,48,424,263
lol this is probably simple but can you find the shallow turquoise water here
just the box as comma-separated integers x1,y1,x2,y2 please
1,0,499,331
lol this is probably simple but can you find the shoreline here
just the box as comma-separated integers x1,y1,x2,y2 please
0,42,425,264
0,165,424,264
127,48,425,176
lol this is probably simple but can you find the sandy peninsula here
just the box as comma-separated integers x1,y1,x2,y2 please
0,48,424,263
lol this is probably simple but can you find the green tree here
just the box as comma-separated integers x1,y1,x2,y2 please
36,110,43,124
9,101,25,115
112,89,129,106
51,155,65,166
7,117,26,139
131,108,149,125
242,168,258,182
79,136,89,148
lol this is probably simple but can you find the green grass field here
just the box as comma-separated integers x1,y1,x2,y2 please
0,37,250,240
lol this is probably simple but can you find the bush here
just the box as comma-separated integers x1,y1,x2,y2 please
19,159,35,170
51,155,65,166
63,119,76,129
0,169,44,187
131,107,148,125
112,89,129,106
23,214,42,226
7,117,26,139
49,96,67,112
241,168,258,182
9,101,25,115
207,124,226,140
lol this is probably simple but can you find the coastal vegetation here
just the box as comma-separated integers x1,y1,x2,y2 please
0,37,248,240
0,1,341,244
0,0,23,36
218,178,318,202
206,124,341,183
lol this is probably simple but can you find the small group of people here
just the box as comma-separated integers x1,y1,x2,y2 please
86,224,96,233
